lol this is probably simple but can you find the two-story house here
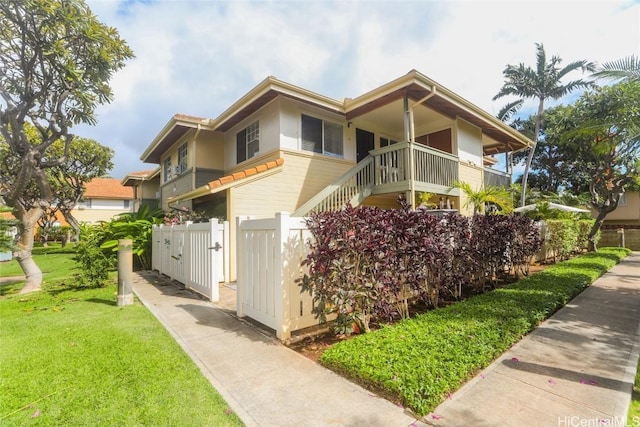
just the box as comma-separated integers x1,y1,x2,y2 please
141,70,533,279
121,168,161,212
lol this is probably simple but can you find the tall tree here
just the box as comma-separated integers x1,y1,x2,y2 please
0,0,133,293
594,55,640,83
48,137,114,242
559,82,640,251
1,133,114,244
494,43,595,207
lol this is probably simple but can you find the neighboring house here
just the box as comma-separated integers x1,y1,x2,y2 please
595,191,640,250
121,168,161,212
72,177,134,224
595,191,640,227
141,70,534,280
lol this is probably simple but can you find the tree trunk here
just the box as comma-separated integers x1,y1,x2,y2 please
63,210,81,243
519,99,545,207
14,208,44,293
587,210,608,252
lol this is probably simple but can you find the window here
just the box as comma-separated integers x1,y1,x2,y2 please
301,114,343,157
618,193,627,207
380,137,398,147
416,128,452,154
163,157,172,182
124,200,131,209
236,121,260,163
177,143,188,174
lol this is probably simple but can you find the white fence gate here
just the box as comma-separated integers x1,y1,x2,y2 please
152,219,229,301
237,213,320,341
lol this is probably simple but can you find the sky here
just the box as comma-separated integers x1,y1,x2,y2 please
76,0,640,179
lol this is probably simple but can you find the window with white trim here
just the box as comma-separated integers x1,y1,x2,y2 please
163,157,172,182
236,121,260,164
301,114,343,157
177,142,188,174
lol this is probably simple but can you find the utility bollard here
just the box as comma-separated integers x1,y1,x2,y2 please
617,228,626,248
117,239,134,306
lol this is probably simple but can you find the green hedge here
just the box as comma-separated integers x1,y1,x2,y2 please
319,247,630,417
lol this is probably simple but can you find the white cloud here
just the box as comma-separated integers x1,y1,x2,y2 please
79,0,639,178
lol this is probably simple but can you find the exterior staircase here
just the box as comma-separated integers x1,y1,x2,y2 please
292,156,375,217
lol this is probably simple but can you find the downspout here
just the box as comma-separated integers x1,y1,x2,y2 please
407,86,437,209
192,124,202,196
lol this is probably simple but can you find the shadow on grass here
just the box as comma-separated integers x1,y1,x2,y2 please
86,298,117,306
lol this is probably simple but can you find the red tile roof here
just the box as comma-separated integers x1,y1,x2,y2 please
84,178,134,199
208,159,284,189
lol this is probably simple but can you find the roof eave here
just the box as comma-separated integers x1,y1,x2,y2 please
345,69,534,152
140,115,213,164
212,76,345,132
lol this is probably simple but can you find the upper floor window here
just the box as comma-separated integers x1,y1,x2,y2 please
301,114,343,157
236,121,260,164
163,157,172,182
177,143,188,174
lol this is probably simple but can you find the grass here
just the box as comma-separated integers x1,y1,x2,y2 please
0,252,243,426
319,247,631,417
630,357,640,425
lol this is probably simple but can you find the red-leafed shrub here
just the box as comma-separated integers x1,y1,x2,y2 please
299,199,542,334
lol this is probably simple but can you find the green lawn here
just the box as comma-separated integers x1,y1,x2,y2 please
0,253,243,426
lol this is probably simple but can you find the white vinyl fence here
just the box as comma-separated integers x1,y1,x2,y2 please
152,219,229,301
237,213,319,341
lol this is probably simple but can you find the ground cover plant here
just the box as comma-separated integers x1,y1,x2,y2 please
0,254,243,426
319,247,630,417
630,357,640,425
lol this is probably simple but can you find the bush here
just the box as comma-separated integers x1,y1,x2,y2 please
319,248,630,417
299,201,542,334
74,223,114,287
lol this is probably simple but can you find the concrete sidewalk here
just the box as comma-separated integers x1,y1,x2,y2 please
131,272,422,427
132,252,640,427
430,251,640,427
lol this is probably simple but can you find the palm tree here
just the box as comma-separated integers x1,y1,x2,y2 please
494,43,595,207
594,55,640,83
453,181,514,214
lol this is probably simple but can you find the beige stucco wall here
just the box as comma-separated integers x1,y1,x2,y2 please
458,163,483,216
140,179,159,200
71,208,130,224
195,130,224,169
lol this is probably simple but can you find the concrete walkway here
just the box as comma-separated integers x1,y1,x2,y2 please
131,271,422,427
431,251,640,427
131,253,640,427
